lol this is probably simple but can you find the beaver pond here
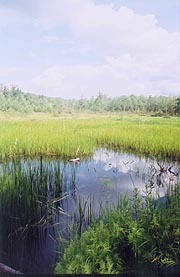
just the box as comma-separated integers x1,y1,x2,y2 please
0,149,179,274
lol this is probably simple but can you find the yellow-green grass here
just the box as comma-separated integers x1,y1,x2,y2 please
0,113,179,160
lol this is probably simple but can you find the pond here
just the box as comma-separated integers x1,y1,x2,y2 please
0,149,179,274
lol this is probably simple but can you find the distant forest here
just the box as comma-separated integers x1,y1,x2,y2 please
0,85,180,115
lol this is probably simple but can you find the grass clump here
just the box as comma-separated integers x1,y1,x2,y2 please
55,183,180,274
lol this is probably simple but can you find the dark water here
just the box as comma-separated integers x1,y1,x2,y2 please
0,149,179,274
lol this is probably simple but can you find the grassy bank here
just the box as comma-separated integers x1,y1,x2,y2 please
0,113,179,160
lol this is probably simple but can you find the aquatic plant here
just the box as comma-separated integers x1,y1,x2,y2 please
0,159,71,237
55,181,180,274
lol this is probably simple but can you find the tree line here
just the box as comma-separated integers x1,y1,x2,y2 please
0,86,180,115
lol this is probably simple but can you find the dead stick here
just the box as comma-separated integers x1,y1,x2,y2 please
0,262,24,274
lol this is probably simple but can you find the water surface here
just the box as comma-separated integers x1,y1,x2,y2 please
0,149,179,274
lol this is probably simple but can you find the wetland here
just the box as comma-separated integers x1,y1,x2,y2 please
0,114,180,274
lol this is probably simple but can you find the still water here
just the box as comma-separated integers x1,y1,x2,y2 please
0,149,179,274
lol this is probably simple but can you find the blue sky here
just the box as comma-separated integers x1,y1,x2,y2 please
0,0,180,98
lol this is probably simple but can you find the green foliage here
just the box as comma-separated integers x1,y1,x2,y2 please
0,85,177,115
55,184,180,274
55,195,139,274
175,97,180,115
0,86,64,113
55,220,120,274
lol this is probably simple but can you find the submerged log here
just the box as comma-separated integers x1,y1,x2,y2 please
0,262,24,274
69,157,80,162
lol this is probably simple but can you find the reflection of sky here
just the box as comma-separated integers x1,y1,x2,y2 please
1,151,180,237
1,149,179,201
76,149,150,193
93,149,149,174
72,149,180,202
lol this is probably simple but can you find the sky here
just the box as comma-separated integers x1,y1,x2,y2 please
0,0,180,99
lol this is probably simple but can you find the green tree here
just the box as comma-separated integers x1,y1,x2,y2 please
175,97,180,115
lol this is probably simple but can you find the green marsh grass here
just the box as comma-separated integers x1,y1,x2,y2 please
0,114,180,160
0,158,72,238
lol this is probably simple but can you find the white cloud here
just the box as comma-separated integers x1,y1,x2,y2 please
0,66,26,89
43,35,60,42
2,0,180,97
35,1,179,54
28,50,37,58
25,49,180,98
42,35,76,46
0,6,19,26
0,67,23,75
